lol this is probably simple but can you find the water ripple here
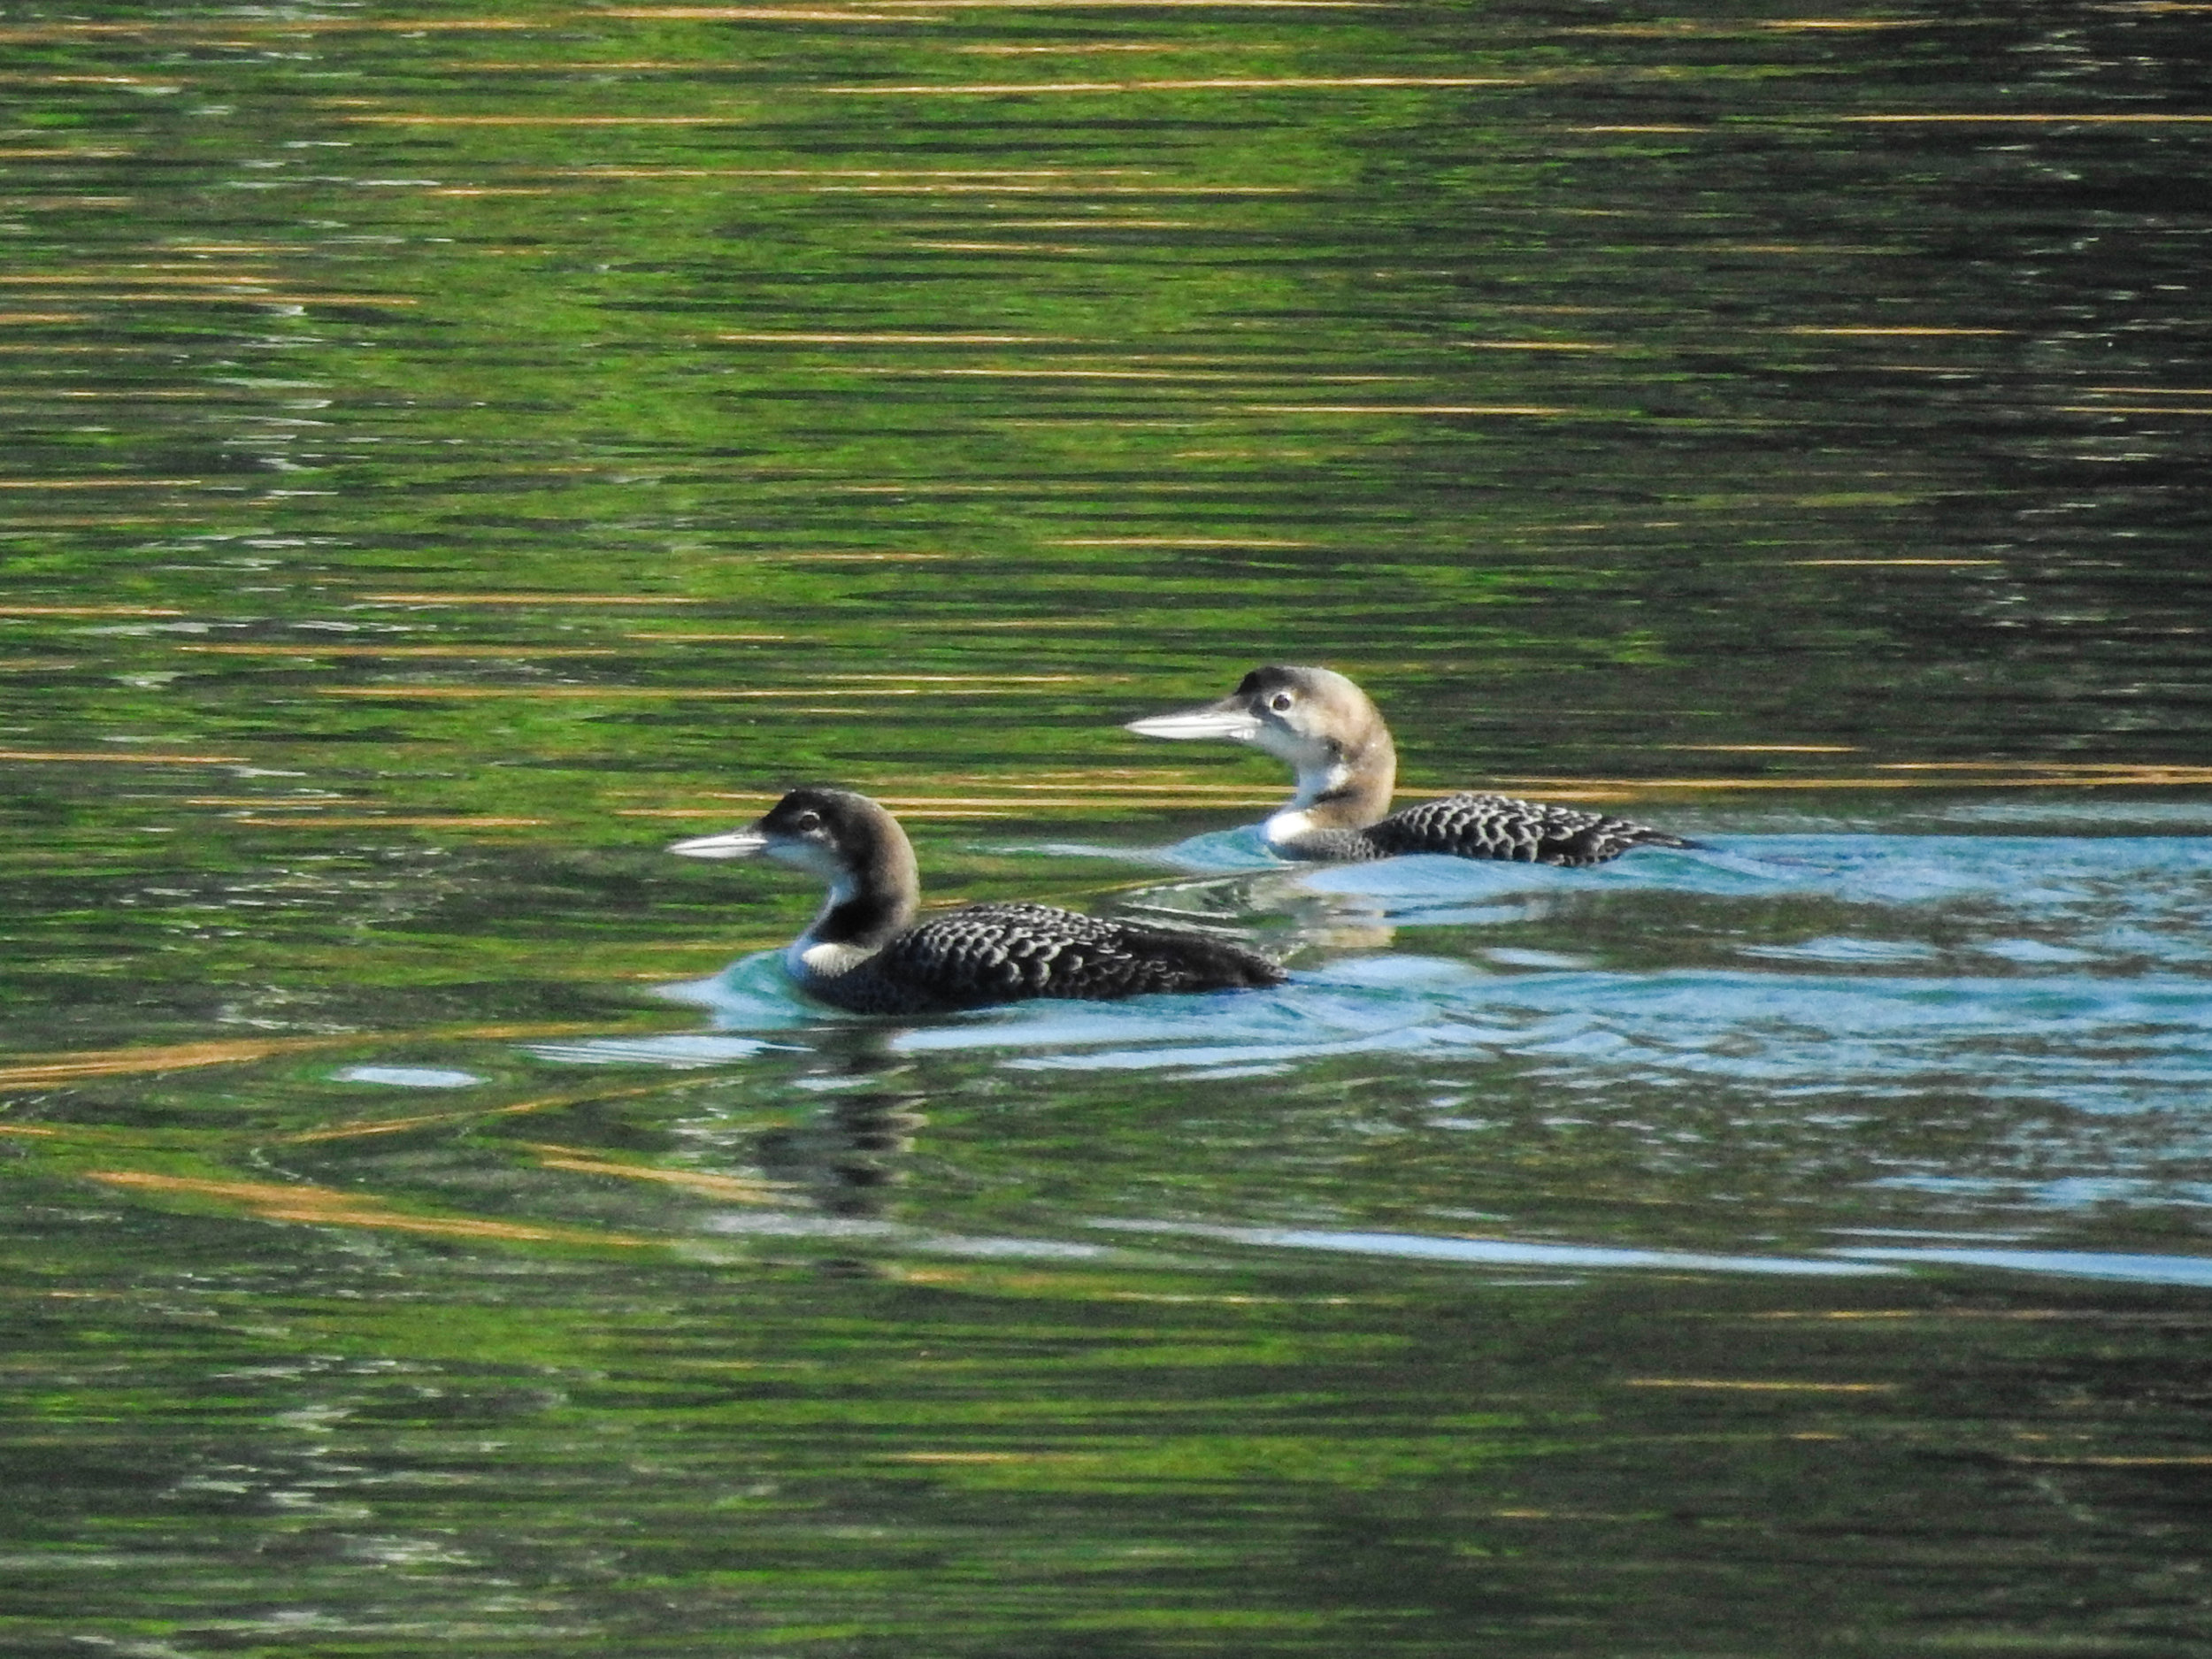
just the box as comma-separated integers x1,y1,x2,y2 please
644,834,2212,1118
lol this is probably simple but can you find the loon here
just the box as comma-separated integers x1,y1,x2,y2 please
668,786,1286,1014
1125,665,1693,866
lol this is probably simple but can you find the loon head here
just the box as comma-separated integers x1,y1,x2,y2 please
1125,665,1397,831
670,787,921,951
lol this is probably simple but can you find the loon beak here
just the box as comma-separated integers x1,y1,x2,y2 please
667,826,771,860
1125,696,1262,743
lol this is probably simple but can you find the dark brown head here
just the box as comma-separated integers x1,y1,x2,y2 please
669,786,922,945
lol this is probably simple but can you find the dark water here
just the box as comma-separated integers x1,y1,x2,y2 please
7,3,2212,1653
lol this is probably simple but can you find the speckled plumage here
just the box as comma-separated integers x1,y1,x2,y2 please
1339,792,1691,866
1127,664,1693,867
669,787,1284,1016
808,900,1285,1014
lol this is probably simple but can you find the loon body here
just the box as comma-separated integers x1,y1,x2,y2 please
1126,665,1692,867
669,787,1285,1014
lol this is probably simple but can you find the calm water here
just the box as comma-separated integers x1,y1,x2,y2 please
6,3,2212,1653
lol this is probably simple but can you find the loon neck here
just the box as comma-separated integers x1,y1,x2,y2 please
787,841,921,979
1266,734,1395,848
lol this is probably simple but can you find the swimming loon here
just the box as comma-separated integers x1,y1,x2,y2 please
1125,665,1693,866
669,786,1286,1014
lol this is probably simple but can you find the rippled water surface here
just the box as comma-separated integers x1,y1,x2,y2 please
6,3,2212,1654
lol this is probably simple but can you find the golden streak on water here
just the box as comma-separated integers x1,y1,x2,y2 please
231,816,547,829
1787,326,2011,336
905,241,1100,254
2055,404,2212,416
285,1078,695,1146
2008,1455,2212,1467
0,748,246,764
937,769,1284,786
342,113,758,126
958,42,1196,52
1843,112,2212,124
0,604,183,616
986,218,1189,228
1494,768,2212,790
1560,19,1928,33
620,790,1280,816
524,1145,793,1204
0,291,415,306
825,75,1518,94
318,687,1030,699
1624,1379,1900,1392
84,1171,652,1248
0,269,275,285
822,183,1301,195
432,61,706,72
178,644,624,657
1045,537,1311,547
594,6,925,18
557,166,1150,178
359,591,702,603
0,17,541,31
890,1452,1075,1463
611,0,1379,10
0,1025,604,1092
184,796,350,806
612,771,1272,795
1878,761,2212,774
1243,403,1577,416
846,365,1187,380
1463,341,1623,350
1788,558,2003,566
864,618,1094,630
0,479,205,488
871,0,1379,5
1663,743,1860,753
0,1035,348,1087
845,365,1403,381
715,331,1066,343
0,345,178,355
867,795,1269,808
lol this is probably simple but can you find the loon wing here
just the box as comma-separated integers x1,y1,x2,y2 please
877,902,1283,1005
1369,793,1693,866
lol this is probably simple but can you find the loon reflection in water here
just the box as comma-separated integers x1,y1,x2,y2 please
669,787,1286,1014
1128,664,1693,866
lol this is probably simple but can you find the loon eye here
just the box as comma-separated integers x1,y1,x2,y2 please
791,810,822,833
1268,693,1294,713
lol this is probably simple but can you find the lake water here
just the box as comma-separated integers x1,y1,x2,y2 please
6,4,2212,1654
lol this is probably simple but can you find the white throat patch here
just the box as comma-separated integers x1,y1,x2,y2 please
788,935,875,984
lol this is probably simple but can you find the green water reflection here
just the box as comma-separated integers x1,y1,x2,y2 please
6,1,2212,1653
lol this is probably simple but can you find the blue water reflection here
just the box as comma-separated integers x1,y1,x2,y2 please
1099,1221,2212,1288
649,833,2212,1118
1093,1218,1903,1279
532,827,2212,1288
1832,1246,2212,1288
